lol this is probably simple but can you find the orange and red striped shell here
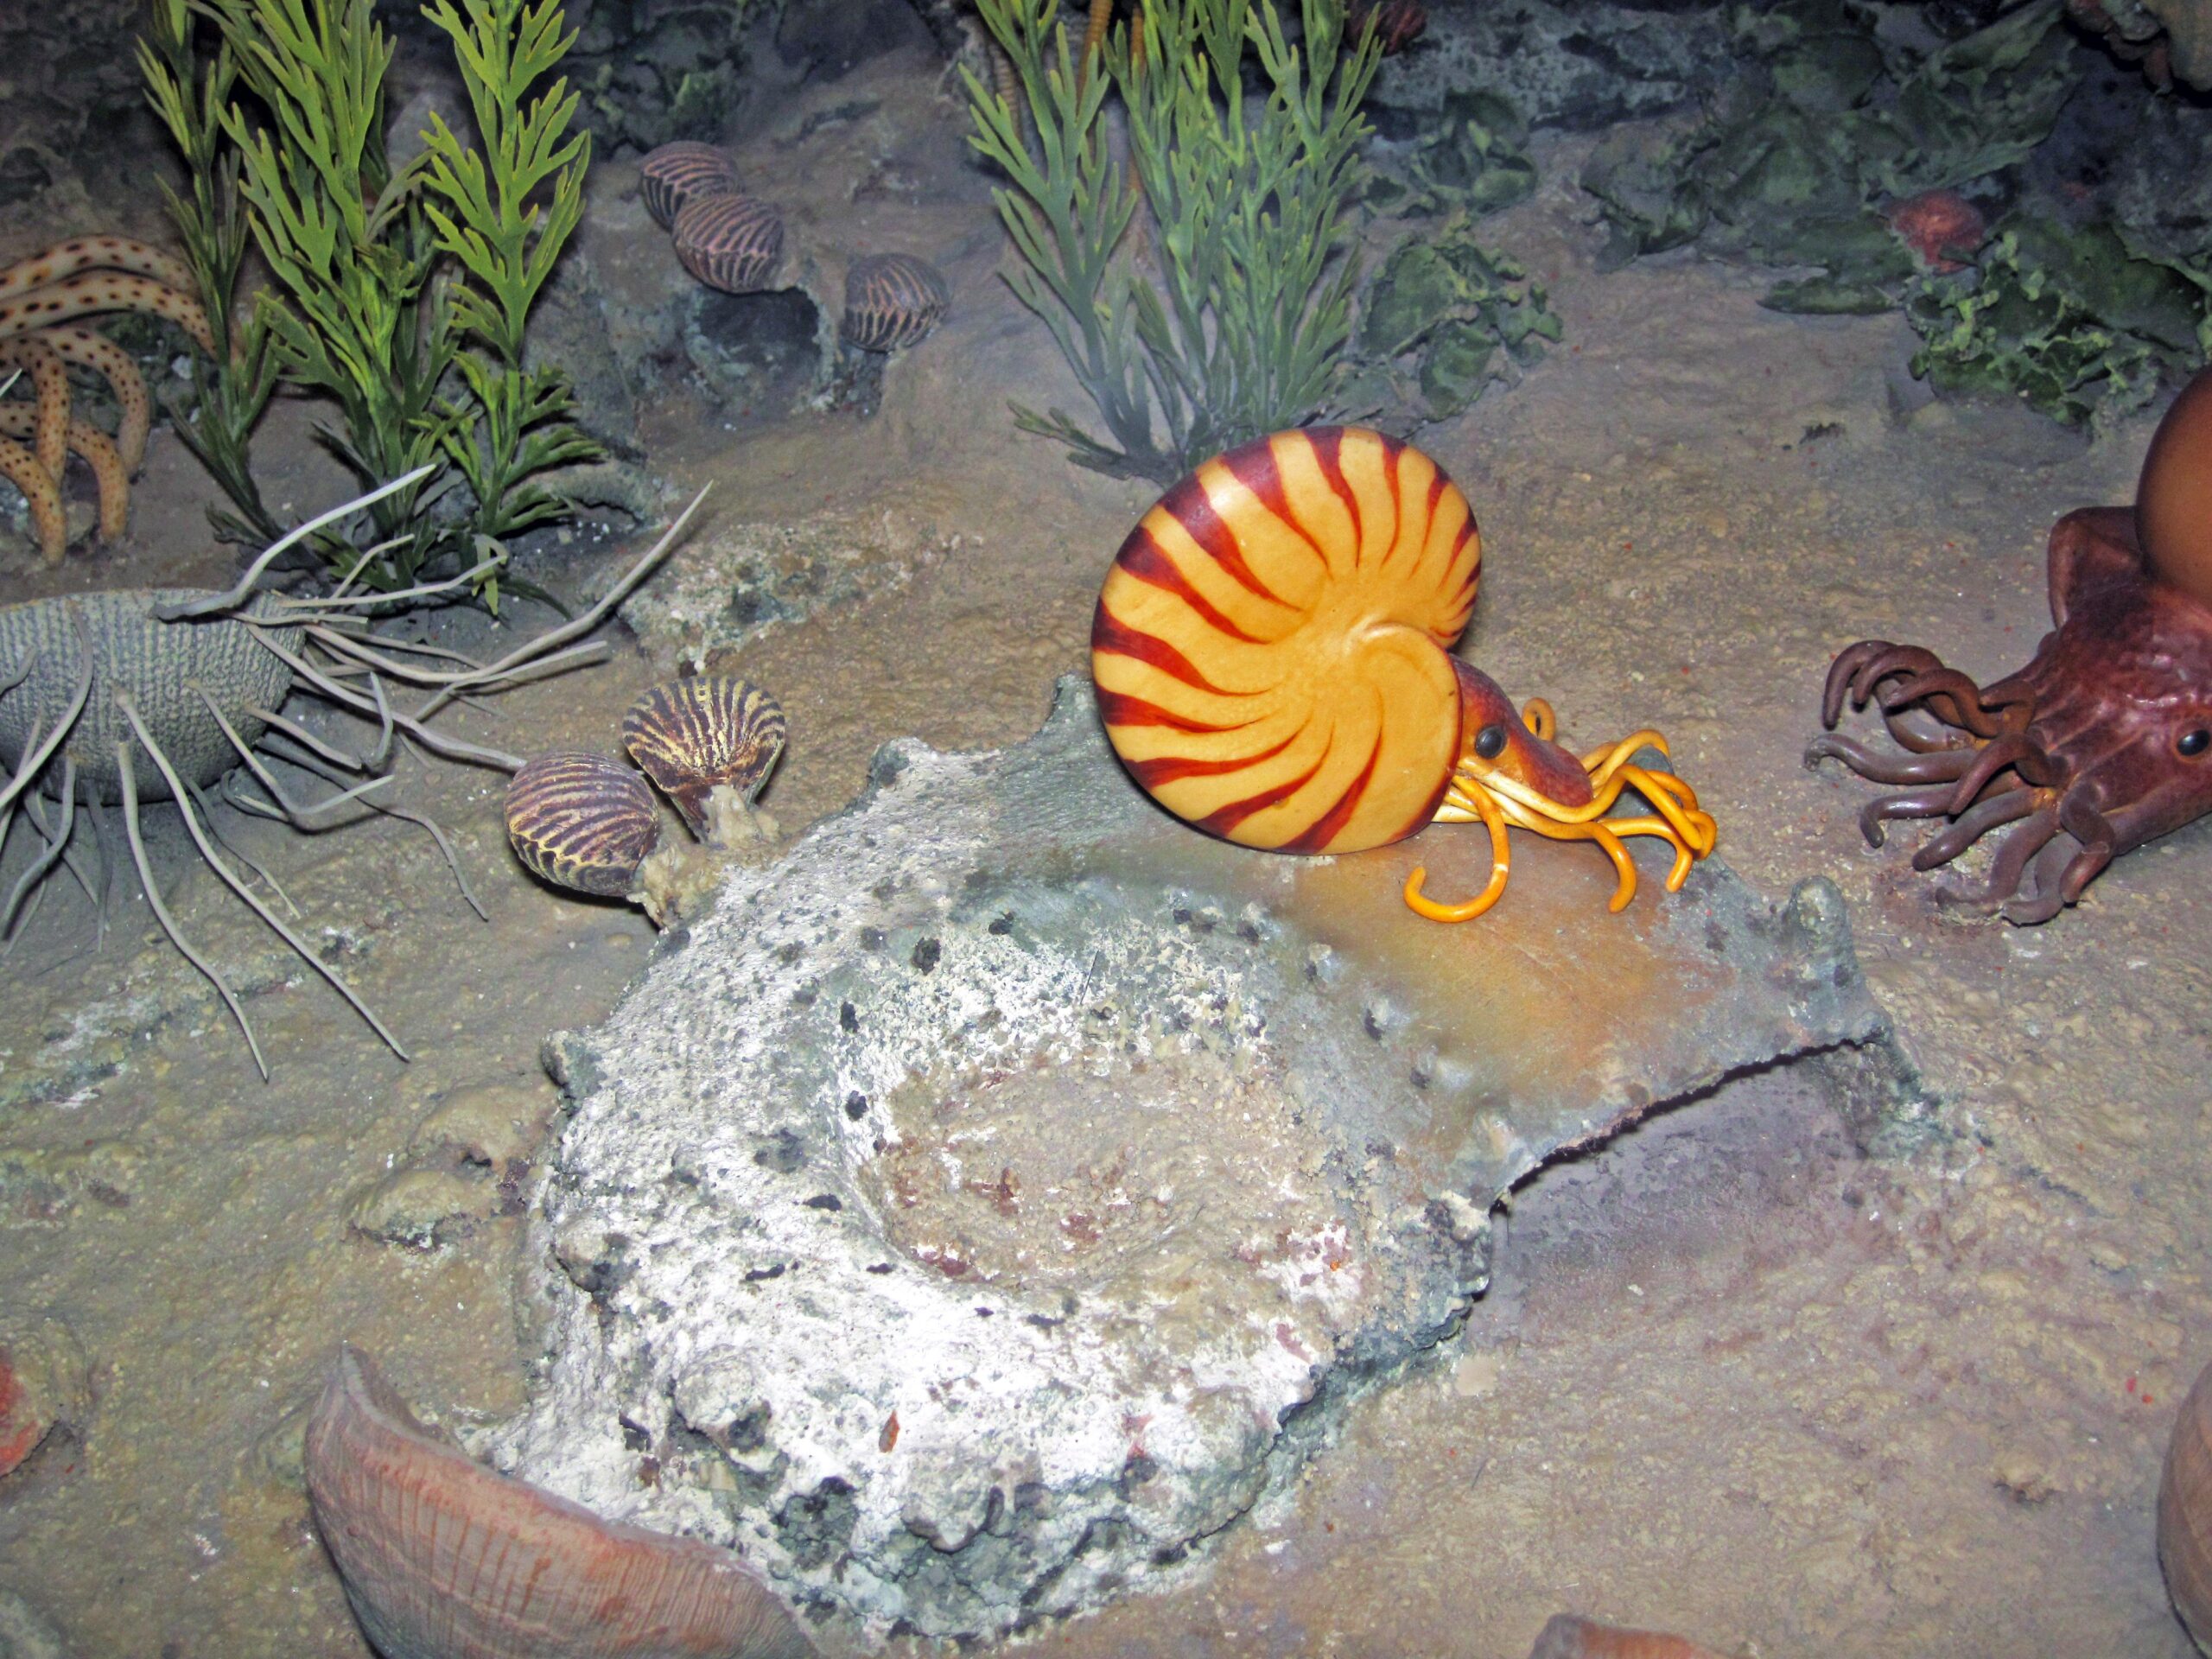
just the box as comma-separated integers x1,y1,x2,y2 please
1091,427,1481,854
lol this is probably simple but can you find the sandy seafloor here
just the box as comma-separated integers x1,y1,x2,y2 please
0,38,2207,1659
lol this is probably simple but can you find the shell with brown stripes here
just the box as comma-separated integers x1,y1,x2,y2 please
1092,426,1482,854
1093,427,1719,921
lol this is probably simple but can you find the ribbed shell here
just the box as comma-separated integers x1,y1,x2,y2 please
842,254,950,353
2161,1357,2212,1656
672,195,785,294
639,142,743,230
1091,426,1481,854
505,753,660,898
303,1345,810,1659
0,589,296,804
622,677,785,836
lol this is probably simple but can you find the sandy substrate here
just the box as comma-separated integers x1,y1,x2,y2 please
0,44,2204,1659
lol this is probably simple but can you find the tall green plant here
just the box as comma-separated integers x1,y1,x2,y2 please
155,0,596,599
214,0,451,576
140,0,282,545
966,0,1380,480
420,0,598,561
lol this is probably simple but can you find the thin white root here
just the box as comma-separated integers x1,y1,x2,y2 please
413,486,709,721
2,753,75,935
156,465,439,621
0,603,92,818
117,693,410,1066
118,739,270,1081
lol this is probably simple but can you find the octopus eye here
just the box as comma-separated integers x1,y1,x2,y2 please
1474,723,1509,760
2181,728,2211,759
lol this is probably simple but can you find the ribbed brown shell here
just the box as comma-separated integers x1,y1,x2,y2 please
0,589,296,803
672,195,785,294
303,1345,810,1659
842,253,950,353
505,753,660,898
2161,1357,2212,1656
639,142,742,230
622,677,785,836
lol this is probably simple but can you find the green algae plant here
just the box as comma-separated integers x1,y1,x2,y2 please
1579,0,2212,423
966,0,1381,480
142,0,597,602
1904,220,2212,428
141,0,283,547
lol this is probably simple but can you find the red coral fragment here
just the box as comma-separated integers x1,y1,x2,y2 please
0,1351,49,1478
1350,0,1426,55
1888,190,1986,274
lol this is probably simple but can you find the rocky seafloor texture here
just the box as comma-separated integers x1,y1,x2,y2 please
497,680,1895,1639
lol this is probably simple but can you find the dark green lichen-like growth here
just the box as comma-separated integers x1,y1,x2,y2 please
1906,221,2212,428
1344,214,1561,434
966,0,1381,480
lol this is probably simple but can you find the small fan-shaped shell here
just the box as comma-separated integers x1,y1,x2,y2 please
640,141,743,229
673,194,785,294
303,1345,810,1659
1091,426,1481,854
622,677,786,836
842,254,950,353
505,752,660,898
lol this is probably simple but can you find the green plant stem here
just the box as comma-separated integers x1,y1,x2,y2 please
967,0,1379,480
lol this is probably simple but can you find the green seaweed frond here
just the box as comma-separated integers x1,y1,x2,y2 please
967,0,1380,480
143,0,597,602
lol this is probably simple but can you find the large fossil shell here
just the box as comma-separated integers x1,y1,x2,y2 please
640,142,742,230
2162,1355,2212,1655
505,752,661,898
2139,367,2212,611
840,254,950,353
1091,426,1480,854
509,679,1889,1640
0,589,297,803
673,195,785,295
621,677,785,838
303,1344,809,1659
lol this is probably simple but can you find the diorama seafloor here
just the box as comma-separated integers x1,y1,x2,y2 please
2,0,2212,1655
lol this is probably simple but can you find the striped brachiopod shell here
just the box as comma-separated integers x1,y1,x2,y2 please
842,253,950,353
622,677,786,837
672,194,785,294
505,752,660,898
1091,426,1480,855
639,141,743,229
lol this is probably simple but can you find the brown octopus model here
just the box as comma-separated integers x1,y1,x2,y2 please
0,235,210,563
1808,366,2212,923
